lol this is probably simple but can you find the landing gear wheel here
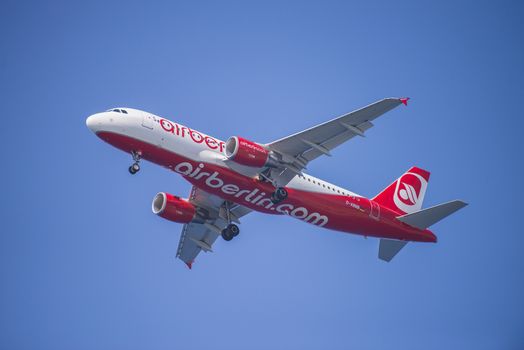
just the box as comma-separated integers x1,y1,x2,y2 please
229,224,240,237
221,224,240,241
221,230,233,241
128,151,141,175
128,163,140,174
271,187,288,204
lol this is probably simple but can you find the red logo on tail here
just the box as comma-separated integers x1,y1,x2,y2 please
393,172,427,213
397,173,423,206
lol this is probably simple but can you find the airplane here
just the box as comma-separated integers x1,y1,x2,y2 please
86,98,467,268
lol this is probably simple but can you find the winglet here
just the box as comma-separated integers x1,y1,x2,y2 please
399,97,410,106
185,261,193,269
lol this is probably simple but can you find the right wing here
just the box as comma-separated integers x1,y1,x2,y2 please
176,186,252,268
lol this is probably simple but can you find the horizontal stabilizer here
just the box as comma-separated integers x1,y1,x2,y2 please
396,200,468,230
379,239,408,262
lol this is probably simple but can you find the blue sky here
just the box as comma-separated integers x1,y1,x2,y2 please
1,1,523,349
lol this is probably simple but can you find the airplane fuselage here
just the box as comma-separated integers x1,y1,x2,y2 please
86,108,436,243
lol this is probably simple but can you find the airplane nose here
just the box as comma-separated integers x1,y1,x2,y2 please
86,114,101,132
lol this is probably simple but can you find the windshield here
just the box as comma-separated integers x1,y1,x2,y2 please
106,108,128,114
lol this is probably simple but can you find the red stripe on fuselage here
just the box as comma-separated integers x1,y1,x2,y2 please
96,131,436,243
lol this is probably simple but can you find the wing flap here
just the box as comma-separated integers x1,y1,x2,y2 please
177,222,222,265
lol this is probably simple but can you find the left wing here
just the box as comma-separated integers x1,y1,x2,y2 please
176,186,252,268
265,98,408,185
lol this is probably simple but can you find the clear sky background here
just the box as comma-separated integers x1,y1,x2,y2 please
1,1,523,349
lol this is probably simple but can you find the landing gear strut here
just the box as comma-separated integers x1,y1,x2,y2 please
221,201,240,241
271,187,288,204
221,223,240,241
128,151,141,174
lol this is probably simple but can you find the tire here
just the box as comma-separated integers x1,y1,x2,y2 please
229,224,240,237
221,229,233,241
271,187,288,203
132,163,140,172
128,166,136,174
276,187,288,200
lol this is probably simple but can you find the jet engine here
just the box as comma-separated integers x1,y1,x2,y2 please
225,136,271,168
152,192,196,223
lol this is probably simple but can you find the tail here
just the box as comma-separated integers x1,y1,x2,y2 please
373,167,468,262
372,166,430,215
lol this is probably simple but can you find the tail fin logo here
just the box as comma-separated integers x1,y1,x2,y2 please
393,172,427,213
399,183,418,205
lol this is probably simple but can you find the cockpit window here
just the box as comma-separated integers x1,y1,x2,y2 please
106,108,127,114
104,108,129,114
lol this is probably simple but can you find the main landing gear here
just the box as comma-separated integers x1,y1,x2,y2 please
128,151,141,175
258,172,288,204
221,201,240,241
221,223,240,241
271,187,288,204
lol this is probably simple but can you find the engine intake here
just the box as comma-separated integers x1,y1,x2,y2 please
225,136,270,168
152,192,196,223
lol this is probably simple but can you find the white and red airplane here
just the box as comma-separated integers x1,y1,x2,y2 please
86,98,466,268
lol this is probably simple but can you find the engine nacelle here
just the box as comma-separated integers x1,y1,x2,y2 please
152,192,196,224
225,136,270,168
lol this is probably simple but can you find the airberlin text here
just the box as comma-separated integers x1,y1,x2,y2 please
174,161,328,227
159,118,225,152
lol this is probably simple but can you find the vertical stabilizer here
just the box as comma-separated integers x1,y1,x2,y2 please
372,167,430,215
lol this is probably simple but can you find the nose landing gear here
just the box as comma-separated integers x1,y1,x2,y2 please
128,151,141,174
129,163,140,174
